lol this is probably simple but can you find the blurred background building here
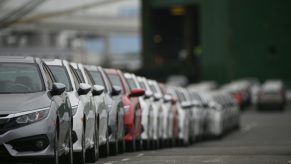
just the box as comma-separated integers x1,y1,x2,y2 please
141,0,291,84
0,0,141,70
0,0,291,85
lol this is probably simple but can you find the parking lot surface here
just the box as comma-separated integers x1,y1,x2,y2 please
96,105,291,164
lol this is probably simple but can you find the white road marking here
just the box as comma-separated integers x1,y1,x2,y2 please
104,163,113,164
203,159,221,163
241,122,257,133
121,158,130,161
136,153,144,157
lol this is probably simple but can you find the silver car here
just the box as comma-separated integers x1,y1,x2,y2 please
0,56,73,164
86,66,124,156
44,59,97,164
257,80,286,110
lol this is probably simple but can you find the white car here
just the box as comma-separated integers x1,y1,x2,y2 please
188,92,208,141
168,86,191,146
147,79,164,149
44,59,97,164
136,76,155,150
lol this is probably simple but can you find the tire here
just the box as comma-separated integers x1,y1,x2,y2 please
86,116,99,162
126,115,136,152
99,127,109,158
60,123,73,164
110,114,119,156
118,139,126,154
42,121,61,164
74,122,86,164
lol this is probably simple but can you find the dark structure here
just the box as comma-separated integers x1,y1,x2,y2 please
141,0,291,84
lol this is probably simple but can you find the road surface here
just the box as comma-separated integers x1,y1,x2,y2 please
96,104,291,164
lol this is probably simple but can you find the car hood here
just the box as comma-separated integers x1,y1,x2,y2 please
0,92,51,114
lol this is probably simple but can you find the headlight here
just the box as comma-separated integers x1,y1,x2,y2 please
72,105,78,116
15,108,49,124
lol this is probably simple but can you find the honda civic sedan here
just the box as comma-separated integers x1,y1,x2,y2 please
0,56,73,164
44,59,97,164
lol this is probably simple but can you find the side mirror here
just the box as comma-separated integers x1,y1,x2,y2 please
144,90,153,99
129,88,145,98
154,93,162,102
181,101,194,109
203,103,209,108
92,85,104,96
209,102,223,110
163,94,172,103
78,83,91,95
50,83,66,96
111,85,122,96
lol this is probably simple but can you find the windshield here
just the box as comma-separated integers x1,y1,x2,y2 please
49,66,73,91
0,63,44,93
108,74,124,93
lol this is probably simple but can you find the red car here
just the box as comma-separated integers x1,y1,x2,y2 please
104,69,144,152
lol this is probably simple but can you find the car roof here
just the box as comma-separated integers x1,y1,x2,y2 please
104,68,119,74
84,65,98,71
43,58,63,66
0,56,37,63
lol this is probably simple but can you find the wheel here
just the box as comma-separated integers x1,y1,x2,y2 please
60,123,73,164
118,139,126,154
118,119,126,154
74,122,86,164
110,114,119,156
99,126,109,158
126,115,136,152
86,116,99,162
41,121,61,164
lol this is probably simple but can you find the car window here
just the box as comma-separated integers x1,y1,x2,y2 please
126,78,137,90
0,63,44,93
75,69,85,83
138,81,147,90
83,69,93,85
89,70,108,92
108,74,124,93
69,65,82,90
48,66,73,91
42,63,54,88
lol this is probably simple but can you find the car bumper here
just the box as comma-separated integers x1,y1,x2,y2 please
0,117,55,159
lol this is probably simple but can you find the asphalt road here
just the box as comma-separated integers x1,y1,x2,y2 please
96,104,291,164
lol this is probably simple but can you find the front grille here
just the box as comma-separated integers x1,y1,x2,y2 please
0,119,8,128
8,135,49,152
0,145,11,158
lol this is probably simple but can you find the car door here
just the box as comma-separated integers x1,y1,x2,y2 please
42,63,71,149
69,65,95,147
